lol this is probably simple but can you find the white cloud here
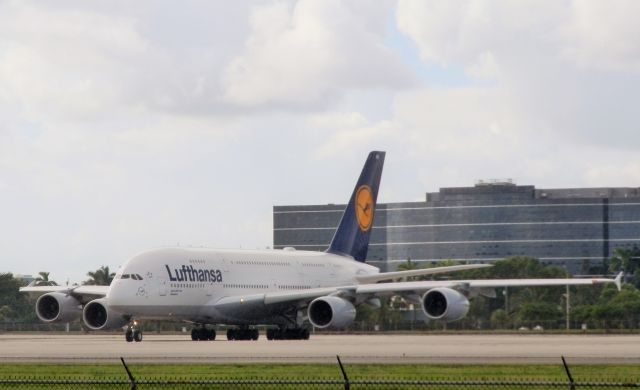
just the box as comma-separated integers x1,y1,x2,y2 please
394,87,521,156
564,1,640,72
0,3,152,120
0,0,639,283
395,0,640,151
222,0,413,108
583,161,640,187
308,112,396,159
396,1,569,66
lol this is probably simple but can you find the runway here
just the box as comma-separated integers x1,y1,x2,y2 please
1,333,638,364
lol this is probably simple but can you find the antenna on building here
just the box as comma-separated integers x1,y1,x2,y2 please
476,178,515,187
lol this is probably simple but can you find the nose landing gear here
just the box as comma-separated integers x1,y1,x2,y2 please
125,321,143,342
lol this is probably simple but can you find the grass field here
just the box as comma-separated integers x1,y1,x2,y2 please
0,363,638,381
1,364,638,390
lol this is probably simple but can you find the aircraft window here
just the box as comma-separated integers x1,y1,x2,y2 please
136,274,143,280
122,274,130,279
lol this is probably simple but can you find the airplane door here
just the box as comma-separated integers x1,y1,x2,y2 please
206,257,226,297
137,280,149,299
330,264,338,278
158,278,167,296
206,281,213,297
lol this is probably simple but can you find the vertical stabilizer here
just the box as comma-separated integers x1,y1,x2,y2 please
327,151,385,261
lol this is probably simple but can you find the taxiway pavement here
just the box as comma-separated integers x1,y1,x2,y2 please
0,333,638,364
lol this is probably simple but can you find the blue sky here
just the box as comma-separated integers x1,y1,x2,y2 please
386,17,472,88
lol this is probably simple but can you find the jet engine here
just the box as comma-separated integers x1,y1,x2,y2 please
421,287,469,322
308,296,356,329
35,292,82,323
82,298,127,330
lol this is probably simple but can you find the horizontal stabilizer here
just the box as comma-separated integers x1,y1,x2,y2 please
356,264,493,284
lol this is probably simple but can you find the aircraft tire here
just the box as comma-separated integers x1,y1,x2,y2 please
190,328,198,341
208,329,216,340
251,329,259,340
133,329,142,342
226,328,235,341
125,329,134,342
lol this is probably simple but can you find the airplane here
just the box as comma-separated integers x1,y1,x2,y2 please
21,151,622,342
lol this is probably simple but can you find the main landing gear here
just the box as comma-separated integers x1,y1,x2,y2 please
266,328,310,340
226,327,259,341
125,321,143,342
191,327,216,341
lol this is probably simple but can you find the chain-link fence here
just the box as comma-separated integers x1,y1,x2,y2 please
1,357,638,389
0,378,639,389
2,318,640,333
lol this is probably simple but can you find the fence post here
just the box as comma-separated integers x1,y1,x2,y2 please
561,356,575,390
336,355,349,390
120,357,137,390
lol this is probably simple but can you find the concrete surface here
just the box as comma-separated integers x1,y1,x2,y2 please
0,333,638,364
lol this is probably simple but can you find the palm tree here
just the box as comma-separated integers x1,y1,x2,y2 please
34,271,58,286
85,266,115,286
609,247,640,286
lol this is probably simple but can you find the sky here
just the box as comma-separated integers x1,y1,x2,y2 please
1,0,640,284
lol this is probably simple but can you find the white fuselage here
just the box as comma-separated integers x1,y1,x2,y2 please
107,247,379,325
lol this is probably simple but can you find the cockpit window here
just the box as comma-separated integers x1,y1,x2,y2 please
120,273,143,280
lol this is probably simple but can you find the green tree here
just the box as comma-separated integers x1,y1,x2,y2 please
571,283,640,329
517,302,563,327
395,257,419,271
490,309,509,329
34,271,58,286
609,247,640,287
85,266,115,286
0,305,13,321
0,273,35,322
454,257,568,327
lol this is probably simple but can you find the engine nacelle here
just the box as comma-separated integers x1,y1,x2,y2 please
421,287,469,322
308,296,356,329
35,292,82,323
82,298,127,330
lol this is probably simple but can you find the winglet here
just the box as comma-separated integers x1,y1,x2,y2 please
614,271,623,291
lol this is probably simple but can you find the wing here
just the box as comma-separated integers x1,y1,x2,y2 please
356,274,622,295
213,287,356,309
355,263,493,284
212,273,621,309
19,285,109,304
211,286,359,320
246,264,493,306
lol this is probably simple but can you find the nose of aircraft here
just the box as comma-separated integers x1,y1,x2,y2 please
107,277,130,307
